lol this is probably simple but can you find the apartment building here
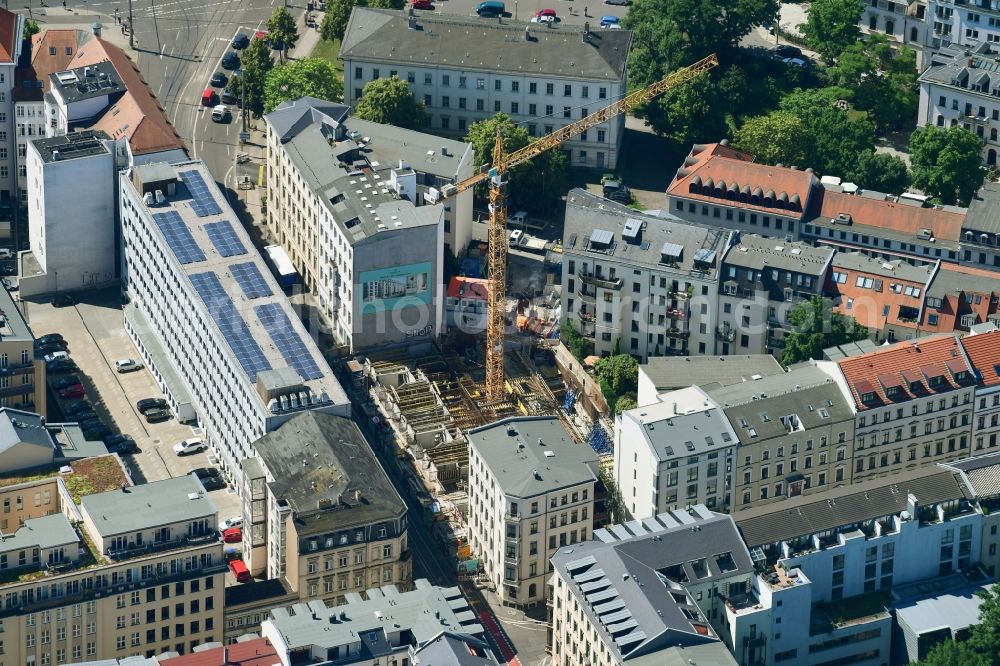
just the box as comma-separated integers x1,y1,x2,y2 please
549,506,751,666
120,160,350,490
261,579,496,666
265,97,459,351
730,465,985,666
445,275,488,334
941,451,1000,577
0,407,105,472
924,0,1000,52
467,416,598,608
959,329,1000,451
826,252,938,345
0,10,23,205
836,334,976,483
0,283,45,415
340,8,631,170
710,363,857,510
716,234,833,355
223,579,297,644
561,189,731,360
636,354,784,406
918,263,1000,334
861,0,927,64
614,386,738,518
241,411,410,604
0,474,226,666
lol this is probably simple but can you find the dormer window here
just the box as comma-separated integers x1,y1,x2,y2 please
886,385,900,398
861,391,876,403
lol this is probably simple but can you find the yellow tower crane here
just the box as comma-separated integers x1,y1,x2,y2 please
439,54,719,401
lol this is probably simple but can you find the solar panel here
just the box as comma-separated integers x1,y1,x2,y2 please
254,303,324,381
180,169,222,217
205,221,247,257
189,272,271,380
230,262,272,300
153,211,206,264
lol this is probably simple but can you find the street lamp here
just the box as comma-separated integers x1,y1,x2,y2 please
128,0,135,49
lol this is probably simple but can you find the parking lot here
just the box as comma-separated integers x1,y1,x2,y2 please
24,289,242,522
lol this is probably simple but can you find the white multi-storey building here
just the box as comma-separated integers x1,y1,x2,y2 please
467,416,598,609
960,328,1000,451
265,97,461,351
340,8,631,170
560,189,731,360
615,386,738,518
861,0,927,64
0,10,23,207
120,160,350,489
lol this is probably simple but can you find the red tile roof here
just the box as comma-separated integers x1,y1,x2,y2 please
920,264,1000,333
667,142,816,216
960,330,1000,387
0,9,19,64
838,335,974,410
447,276,488,300
815,190,966,242
158,638,276,666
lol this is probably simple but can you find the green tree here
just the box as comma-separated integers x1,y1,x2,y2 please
321,0,363,42
241,37,275,118
560,322,591,361
733,111,811,166
354,76,425,130
779,88,876,177
830,35,918,130
465,114,567,213
614,394,638,415
846,150,910,193
22,19,39,40
264,59,343,113
593,354,639,397
782,296,868,365
640,71,726,148
914,584,1000,665
909,125,985,205
800,0,865,64
267,6,299,61
368,0,405,7
918,639,991,666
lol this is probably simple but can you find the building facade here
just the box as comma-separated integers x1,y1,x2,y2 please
467,417,598,608
120,160,350,490
959,329,1000,452
340,8,631,170
0,284,45,415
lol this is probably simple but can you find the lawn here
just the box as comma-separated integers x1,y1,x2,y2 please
311,37,344,80
0,456,130,503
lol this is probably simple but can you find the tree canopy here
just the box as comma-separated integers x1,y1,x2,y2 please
733,111,811,166
560,322,592,362
322,0,363,42
800,0,865,64
354,76,426,130
915,584,1000,665
464,114,567,213
593,354,639,398
782,296,868,365
909,125,985,206
829,35,918,130
264,59,343,114
267,6,299,60
240,37,274,118
846,150,911,194
778,87,876,178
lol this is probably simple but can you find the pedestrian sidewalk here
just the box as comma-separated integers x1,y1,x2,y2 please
290,10,323,59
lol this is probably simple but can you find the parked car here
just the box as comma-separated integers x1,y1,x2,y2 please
222,528,242,544
38,333,64,345
51,294,75,307
79,417,103,430
221,88,238,105
44,351,69,364
47,359,77,374
72,410,98,422
104,434,137,453
136,398,167,413
228,559,251,583
219,516,243,531
531,8,556,22
411,0,433,8
173,438,205,456
83,425,111,440
58,384,85,399
782,56,807,67
776,44,803,59
231,32,250,49
222,51,240,70
64,399,92,415
475,0,504,16
192,467,221,480
38,341,68,354
603,0,631,5
210,72,227,88
599,15,620,28
55,376,82,391
200,475,226,490
114,359,142,373
144,408,172,423
211,105,230,123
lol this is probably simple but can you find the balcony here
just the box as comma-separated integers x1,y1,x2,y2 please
579,272,623,290
665,307,687,320
716,326,736,342
107,532,217,561
767,333,786,349
665,327,689,339
578,287,597,303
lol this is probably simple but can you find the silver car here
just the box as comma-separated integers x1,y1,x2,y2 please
603,0,631,5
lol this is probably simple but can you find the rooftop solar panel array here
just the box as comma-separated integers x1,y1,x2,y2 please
180,170,222,217
189,272,272,380
254,303,324,381
153,211,206,264
230,262,272,300
205,220,248,257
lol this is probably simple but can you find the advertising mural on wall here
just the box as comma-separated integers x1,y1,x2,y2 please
360,262,432,314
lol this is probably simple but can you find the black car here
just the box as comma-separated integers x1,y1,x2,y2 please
83,425,112,440
79,416,103,428
72,410,98,422
221,52,240,70
47,359,77,374
38,333,64,345
64,399,92,415
210,72,227,88
105,434,138,454
199,475,226,491
54,376,81,391
136,398,168,414
38,341,68,354
192,467,221,480
51,294,76,307
144,408,172,423
221,88,238,105
231,32,250,49
776,44,803,59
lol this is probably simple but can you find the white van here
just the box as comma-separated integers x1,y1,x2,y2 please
211,105,230,122
509,229,524,247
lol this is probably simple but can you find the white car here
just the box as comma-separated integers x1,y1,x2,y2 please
219,516,243,531
782,57,807,67
115,358,143,373
44,351,69,364
173,438,205,456
530,14,555,23
211,105,229,122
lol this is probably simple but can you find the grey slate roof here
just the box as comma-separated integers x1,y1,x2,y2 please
0,408,56,456
267,580,485,653
552,507,752,662
562,189,730,280
640,355,784,393
893,576,991,637
942,451,1000,499
722,234,833,275
621,387,739,461
265,96,349,144
733,466,966,547
966,182,1000,235
0,282,34,341
252,412,406,535
830,251,938,284
411,632,499,665
81,475,218,537
0,513,79,557
340,8,632,81
467,416,598,497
